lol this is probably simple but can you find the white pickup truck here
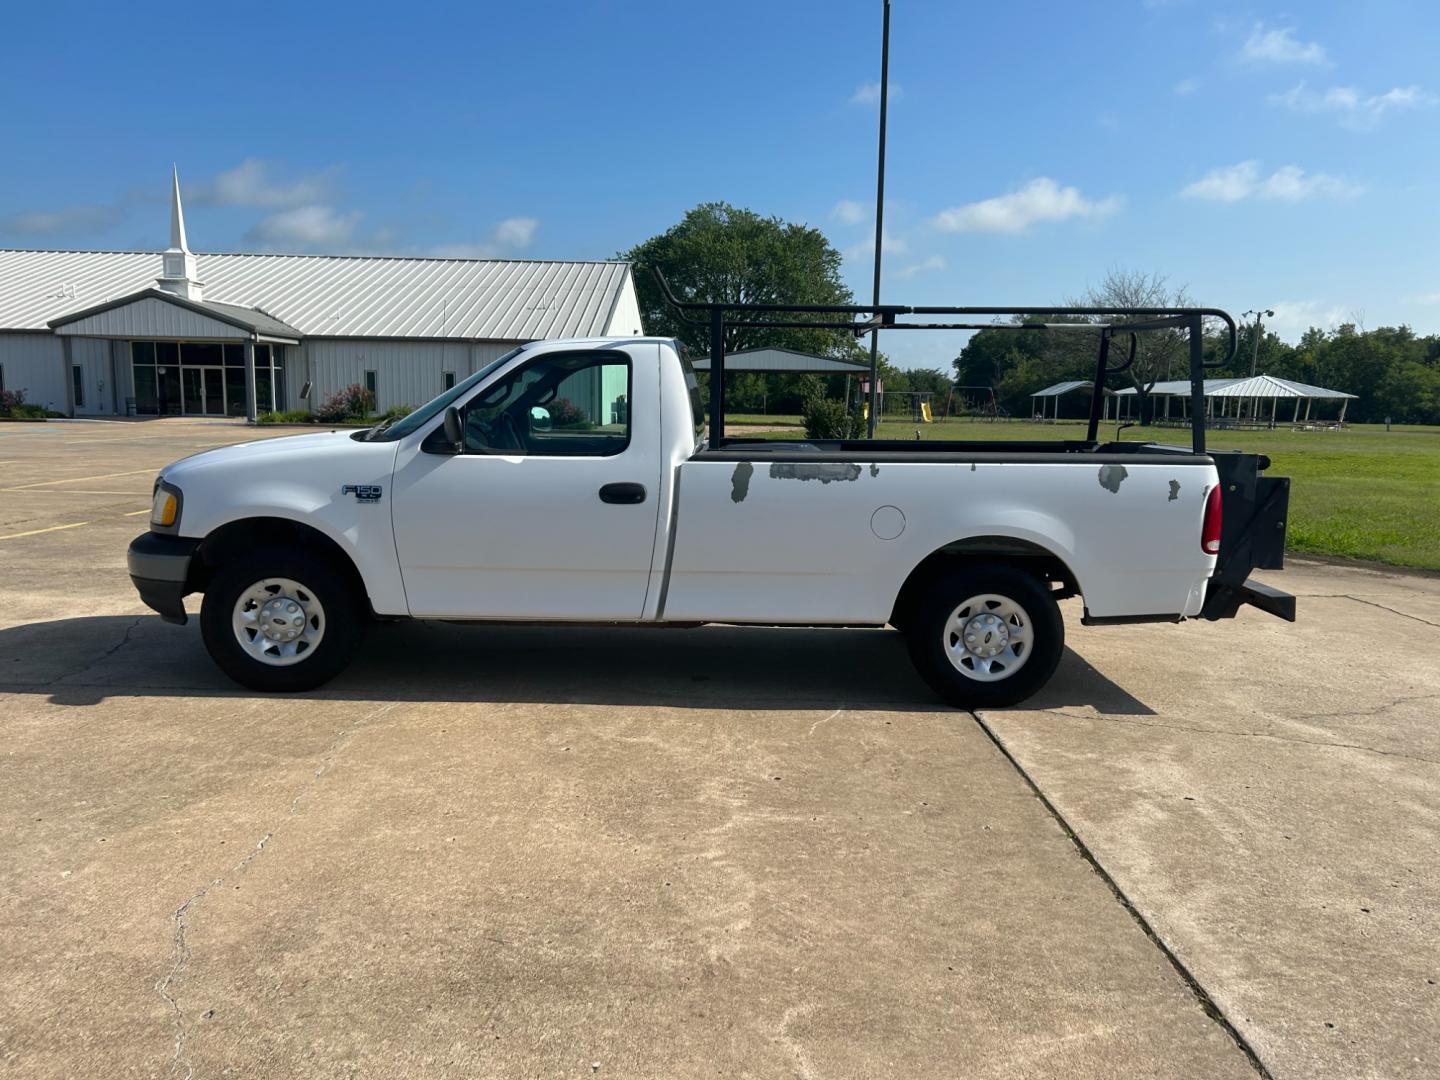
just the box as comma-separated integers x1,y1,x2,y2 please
128,304,1295,707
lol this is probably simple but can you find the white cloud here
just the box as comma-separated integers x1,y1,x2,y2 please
492,216,538,250
245,205,361,249
844,229,908,262
1266,300,1347,339
0,203,123,235
1270,82,1438,129
1173,77,1200,96
194,159,339,208
1179,161,1362,202
851,81,901,106
1240,24,1328,66
429,216,542,259
932,178,1122,234
1410,291,1440,306
832,199,866,225
892,255,945,280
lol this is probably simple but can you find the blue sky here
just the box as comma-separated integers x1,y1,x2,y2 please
2,0,1436,368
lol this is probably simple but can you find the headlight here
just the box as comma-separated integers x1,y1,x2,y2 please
151,480,181,529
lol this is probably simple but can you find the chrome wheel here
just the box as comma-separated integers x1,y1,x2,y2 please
231,578,326,667
943,593,1033,682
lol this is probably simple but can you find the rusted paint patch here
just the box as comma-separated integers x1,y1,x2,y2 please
730,462,754,503
1168,479,1181,502
1097,464,1129,494
869,463,879,478
768,462,863,484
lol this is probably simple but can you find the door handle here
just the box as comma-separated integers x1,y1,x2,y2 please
598,482,647,505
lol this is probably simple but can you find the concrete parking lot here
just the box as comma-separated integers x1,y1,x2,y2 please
1,418,1436,1079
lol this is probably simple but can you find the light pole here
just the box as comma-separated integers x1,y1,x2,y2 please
866,0,891,438
1242,308,1273,377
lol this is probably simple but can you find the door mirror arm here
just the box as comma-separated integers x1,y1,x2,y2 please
440,406,465,454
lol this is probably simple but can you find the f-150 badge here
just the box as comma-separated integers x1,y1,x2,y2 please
341,484,383,503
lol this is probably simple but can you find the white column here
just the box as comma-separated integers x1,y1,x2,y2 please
244,340,258,421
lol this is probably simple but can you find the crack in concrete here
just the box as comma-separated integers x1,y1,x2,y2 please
1291,593,1440,629
16,616,146,688
807,706,844,737
1339,595,1440,629
153,701,399,1078
968,711,1275,1080
1038,705,1440,767
775,1003,821,1079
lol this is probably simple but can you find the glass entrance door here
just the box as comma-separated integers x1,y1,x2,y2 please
180,367,226,415
203,368,224,414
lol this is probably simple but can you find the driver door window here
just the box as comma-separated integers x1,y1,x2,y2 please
462,352,630,456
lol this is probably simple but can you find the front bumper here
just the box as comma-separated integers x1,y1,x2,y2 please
127,532,201,625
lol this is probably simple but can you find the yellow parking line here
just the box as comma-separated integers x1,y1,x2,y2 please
0,521,92,541
5,468,153,491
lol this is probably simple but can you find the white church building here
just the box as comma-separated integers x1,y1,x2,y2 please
0,171,643,418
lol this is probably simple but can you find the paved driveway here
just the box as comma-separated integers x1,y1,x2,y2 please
1,419,1435,1078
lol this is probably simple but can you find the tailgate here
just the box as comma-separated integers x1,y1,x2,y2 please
1201,451,1295,621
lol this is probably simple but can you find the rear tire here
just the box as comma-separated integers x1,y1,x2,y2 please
200,547,365,692
904,563,1064,709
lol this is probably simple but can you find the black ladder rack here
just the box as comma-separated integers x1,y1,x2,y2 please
650,269,1238,455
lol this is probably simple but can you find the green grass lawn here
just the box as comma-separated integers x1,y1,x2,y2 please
723,415,1440,571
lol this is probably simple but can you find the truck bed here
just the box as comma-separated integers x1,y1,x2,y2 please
659,445,1221,627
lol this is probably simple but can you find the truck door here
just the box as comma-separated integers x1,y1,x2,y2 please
390,345,662,620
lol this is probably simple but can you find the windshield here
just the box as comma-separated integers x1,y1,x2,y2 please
366,347,525,442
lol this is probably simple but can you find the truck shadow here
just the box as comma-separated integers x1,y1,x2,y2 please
0,614,1155,716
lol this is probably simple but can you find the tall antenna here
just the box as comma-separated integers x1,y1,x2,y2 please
866,0,892,438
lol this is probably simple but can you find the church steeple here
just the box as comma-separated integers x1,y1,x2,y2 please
156,166,203,301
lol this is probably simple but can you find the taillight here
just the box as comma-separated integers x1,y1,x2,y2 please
1202,484,1223,555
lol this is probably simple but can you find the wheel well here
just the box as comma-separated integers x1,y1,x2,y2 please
889,536,1079,628
189,517,371,612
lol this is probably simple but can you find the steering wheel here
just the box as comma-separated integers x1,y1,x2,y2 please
464,406,527,453
490,412,524,452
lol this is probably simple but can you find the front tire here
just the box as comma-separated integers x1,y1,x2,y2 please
200,548,365,691
905,563,1064,709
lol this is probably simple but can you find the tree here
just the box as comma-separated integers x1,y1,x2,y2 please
622,202,860,360
902,368,954,398
1068,269,1194,425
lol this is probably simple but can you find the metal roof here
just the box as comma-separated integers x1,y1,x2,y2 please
1112,378,1241,396
1111,375,1355,399
690,347,870,373
48,287,303,341
1205,374,1358,399
0,249,632,341
1030,380,1114,397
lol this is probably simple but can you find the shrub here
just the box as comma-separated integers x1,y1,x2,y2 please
0,390,60,420
256,409,314,425
382,404,414,421
3,390,27,415
547,397,591,429
802,393,865,440
315,384,376,422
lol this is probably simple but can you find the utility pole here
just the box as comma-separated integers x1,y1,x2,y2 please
1242,308,1274,377
866,0,891,438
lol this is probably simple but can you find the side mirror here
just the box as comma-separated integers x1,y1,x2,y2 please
442,406,464,453
529,405,552,431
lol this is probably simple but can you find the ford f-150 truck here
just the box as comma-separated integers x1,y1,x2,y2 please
126,290,1294,707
